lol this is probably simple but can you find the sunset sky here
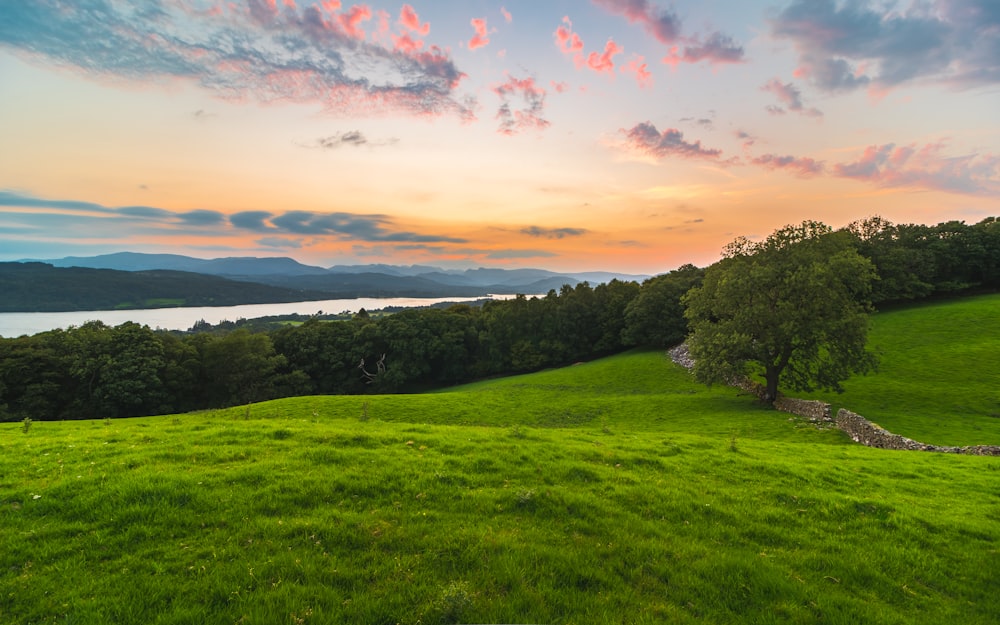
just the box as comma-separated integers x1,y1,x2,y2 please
1,0,998,274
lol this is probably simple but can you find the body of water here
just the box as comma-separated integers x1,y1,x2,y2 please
0,296,511,337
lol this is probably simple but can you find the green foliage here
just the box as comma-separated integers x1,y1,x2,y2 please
623,264,704,348
684,221,879,401
845,216,1000,304
0,349,997,624
198,330,288,406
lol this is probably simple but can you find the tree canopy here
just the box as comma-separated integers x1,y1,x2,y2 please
683,221,878,402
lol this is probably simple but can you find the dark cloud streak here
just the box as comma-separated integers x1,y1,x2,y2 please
521,226,588,239
0,191,466,244
620,122,724,160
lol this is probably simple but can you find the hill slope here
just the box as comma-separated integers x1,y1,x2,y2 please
2,349,997,624
804,293,1000,446
0,262,337,312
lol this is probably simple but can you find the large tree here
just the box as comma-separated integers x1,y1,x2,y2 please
683,221,878,402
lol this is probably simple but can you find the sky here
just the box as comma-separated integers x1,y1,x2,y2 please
1,0,998,274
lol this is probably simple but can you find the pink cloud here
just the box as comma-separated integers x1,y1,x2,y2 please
494,74,550,135
587,39,624,74
392,32,423,54
621,54,652,88
501,7,512,23
593,0,681,44
594,0,744,65
620,122,724,161
398,4,430,36
550,80,570,93
555,18,625,76
3,1,471,119
391,4,430,53
735,129,757,152
751,154,826,177
834,142,1000,195
337,4,372,40
469,18,490,50
555,17,584,57
761,78,823,117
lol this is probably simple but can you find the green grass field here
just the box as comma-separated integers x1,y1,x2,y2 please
805,293,1000,446
2,299,999,624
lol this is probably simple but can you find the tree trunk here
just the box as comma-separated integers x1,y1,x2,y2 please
764,366,780,403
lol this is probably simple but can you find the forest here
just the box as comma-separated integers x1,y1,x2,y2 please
1,216,997,422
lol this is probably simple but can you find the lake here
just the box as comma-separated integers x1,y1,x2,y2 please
0,296,513,337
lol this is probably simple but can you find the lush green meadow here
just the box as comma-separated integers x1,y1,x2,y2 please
806,293,1000,446
2,300,1000,624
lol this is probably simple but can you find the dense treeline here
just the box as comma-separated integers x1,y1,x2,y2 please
845,216,1000,304
1,216,996,421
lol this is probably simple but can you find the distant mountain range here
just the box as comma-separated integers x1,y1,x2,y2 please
6,253,651,312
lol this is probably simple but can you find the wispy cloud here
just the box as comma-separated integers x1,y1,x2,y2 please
751,154,826,177
0,191,467,243
258,236,303,249
593,0,745,65
494,74,550,135
620,122,724,161
242,209,469,242
0,0,472,118
761,78,823,117
307,131,399,149
770,0,1000,92
486,249,558,259
521,226,588,239
621,54,653,88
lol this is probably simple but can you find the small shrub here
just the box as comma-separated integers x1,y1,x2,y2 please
435,581,473,624
516,489,536,508
21,417,32,434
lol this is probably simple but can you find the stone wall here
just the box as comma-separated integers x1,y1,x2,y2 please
836,409,1000,456
774,396,831,422
668,342,999,455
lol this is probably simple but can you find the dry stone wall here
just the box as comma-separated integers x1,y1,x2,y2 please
667,342,999,456
836,409,1000,455
774,397,831,422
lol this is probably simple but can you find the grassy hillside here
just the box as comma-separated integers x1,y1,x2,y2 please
804,293,1000,446
2,348,998,624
